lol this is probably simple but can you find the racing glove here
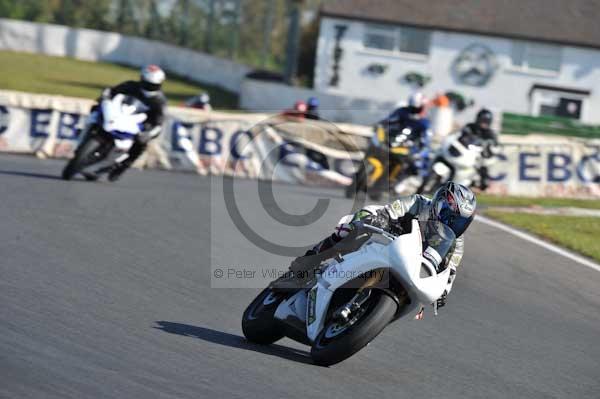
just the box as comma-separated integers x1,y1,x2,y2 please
359,209,391,231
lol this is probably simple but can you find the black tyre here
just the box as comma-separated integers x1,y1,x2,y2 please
310,291,397,366
62,131,113,180
242,288,285,345
345,163,367,198
367,191,382,201
62,136,100,180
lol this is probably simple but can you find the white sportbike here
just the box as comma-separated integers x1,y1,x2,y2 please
242,219,454,366
62,94,148,180
418,132,485,193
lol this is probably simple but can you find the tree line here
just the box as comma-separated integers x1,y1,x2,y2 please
0,0,319,79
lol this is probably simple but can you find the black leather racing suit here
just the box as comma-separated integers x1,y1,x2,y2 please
461,123,499,190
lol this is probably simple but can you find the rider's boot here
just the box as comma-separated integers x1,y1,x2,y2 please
108,141,146,182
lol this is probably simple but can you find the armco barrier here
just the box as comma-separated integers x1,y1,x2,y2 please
0,90,598,198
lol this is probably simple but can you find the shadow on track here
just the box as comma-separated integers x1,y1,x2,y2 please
0,169,63,181
154,321,313,365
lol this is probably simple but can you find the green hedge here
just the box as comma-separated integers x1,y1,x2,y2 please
502,113,600,139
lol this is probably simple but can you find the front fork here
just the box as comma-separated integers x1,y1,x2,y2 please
333,289,371,322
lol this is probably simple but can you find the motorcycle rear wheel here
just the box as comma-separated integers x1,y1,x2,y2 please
242,288,285,345
310,290,397,366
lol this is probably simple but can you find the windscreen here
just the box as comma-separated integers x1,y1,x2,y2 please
419,220,456,269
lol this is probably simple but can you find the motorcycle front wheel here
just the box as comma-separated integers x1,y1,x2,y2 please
61,132,110,180
310,290,397,366
242,288,286,345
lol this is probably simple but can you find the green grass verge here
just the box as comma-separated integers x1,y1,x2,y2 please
484,210,600,263
502,112,600,139
477,193,600,210
0,50,238,108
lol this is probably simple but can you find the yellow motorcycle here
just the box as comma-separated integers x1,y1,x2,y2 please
345,125,416,200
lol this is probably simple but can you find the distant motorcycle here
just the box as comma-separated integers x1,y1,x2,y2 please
242,219,454,366
61,94,147,181
417,131,484,193
346,125,424,200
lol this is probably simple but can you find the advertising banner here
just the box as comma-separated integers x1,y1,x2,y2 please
0,91,598,197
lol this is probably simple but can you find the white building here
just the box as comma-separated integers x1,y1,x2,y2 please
314,0,600,124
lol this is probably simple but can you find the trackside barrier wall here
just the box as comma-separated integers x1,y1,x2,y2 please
0,19,488,126
0,18,250,93
239,78,397,125
0,90,598,198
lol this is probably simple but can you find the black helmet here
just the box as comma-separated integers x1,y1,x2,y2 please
475,108,493,128
431,182,476,237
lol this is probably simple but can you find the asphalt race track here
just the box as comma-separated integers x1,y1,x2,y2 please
1,154,599,399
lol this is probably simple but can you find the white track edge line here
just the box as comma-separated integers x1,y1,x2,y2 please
475,214,600,273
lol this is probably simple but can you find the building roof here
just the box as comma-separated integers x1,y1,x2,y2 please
321,0,600,49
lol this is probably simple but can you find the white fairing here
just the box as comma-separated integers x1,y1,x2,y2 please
100,94,147,141
436,132,483,186
281,220,451,342
441,133,482,168
78,95,148,171
114,139,133,151
432,161,451,179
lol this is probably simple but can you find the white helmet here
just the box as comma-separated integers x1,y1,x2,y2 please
199,92,210,104
140,64,165,94
407,91,426,118
408,91,426,109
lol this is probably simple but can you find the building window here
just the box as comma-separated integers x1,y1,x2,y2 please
511,41,561,73
539,98,582,119
530,85,588,121
363,25,395,51
398,27,430,55
363,23,430,56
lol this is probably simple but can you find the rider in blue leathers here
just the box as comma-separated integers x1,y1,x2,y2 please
381,92,432,177
347,92,432,199
374,92,432,196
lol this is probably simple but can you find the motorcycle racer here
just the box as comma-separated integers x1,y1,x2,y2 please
379,92,433,179
82,64,167,181
281,182,476,309
346,92,432,198
460,109,499,190
383,92,431,141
